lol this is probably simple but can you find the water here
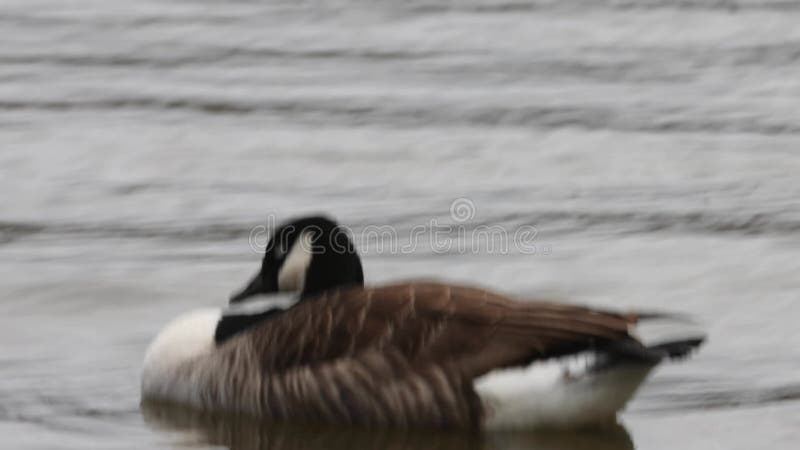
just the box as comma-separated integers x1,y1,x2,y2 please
1,0,800,448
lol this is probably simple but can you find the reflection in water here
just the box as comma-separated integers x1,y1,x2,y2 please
141,401,633,450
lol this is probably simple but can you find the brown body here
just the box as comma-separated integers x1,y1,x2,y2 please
175,282,644,428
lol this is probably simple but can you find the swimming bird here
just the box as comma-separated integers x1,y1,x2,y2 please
141,216,704,429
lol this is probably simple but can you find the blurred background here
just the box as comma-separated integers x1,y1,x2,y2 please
1,0,800,449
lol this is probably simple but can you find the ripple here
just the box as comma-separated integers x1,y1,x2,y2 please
0,47,443,69
638,383,800,412
1,97,799,136
3,206,800,251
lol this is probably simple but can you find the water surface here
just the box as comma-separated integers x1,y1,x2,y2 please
2,1,800,449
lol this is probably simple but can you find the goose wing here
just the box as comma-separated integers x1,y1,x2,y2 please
221,282,645,427
243,282,638,376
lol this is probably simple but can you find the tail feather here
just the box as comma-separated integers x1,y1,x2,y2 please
476,312,705,430
630,312,706,359
593,313,705,370
646,336,705,360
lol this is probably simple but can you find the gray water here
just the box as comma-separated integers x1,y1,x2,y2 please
2,0,800,448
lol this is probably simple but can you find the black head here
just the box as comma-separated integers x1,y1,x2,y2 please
230,216,364,303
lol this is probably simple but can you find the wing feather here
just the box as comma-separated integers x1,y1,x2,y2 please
205,282,647,427
242,282,638,377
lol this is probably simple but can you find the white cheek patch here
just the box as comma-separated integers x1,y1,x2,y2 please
277,231,313,292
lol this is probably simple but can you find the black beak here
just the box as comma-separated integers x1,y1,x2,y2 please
229,274,266,304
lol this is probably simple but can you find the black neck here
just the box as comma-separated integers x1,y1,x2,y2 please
216,249,363,344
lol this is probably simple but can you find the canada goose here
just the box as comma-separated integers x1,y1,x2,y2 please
141,216,705,430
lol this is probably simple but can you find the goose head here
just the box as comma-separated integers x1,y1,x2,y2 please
230,216,364,303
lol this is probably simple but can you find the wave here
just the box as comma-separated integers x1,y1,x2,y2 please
3,206,800,248
0,46,441,69
2,97,799,136
635,381,800,413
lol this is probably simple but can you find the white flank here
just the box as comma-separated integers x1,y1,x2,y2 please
141,308,221,406
475,352,654,430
